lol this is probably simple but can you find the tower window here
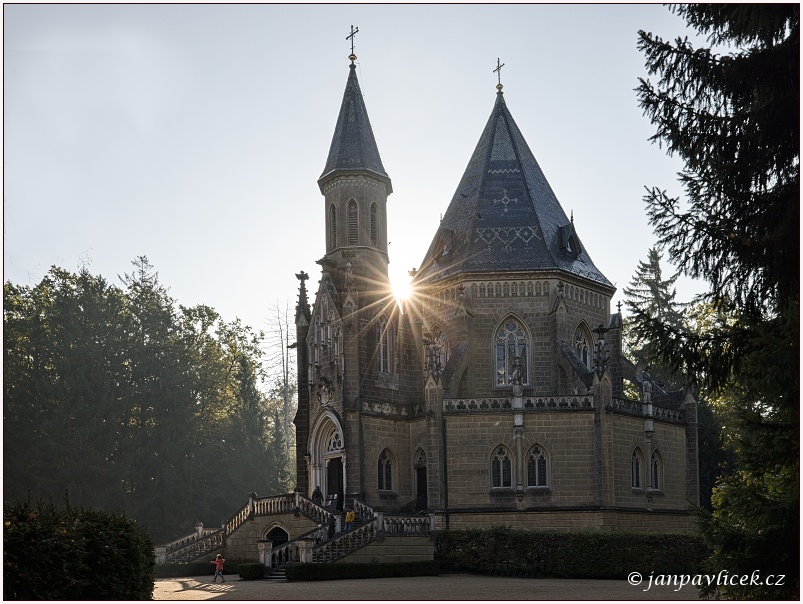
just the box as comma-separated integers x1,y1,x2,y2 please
378,315,394,374
329,204,337,250
370,203,378,247
348,200,358,246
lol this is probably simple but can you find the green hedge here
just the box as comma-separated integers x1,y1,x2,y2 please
238,562,267,580
285,560,440,581
3,496,155,600
153,558,254,578
434,527,707,579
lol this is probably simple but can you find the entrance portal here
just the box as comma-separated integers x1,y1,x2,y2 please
265,526,289,547
327,457,344,511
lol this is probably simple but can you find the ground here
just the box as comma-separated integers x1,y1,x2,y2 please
153,573,703,600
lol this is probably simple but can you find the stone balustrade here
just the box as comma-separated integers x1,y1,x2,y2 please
608,398,685,423
379,514,434,535
444,395,594,413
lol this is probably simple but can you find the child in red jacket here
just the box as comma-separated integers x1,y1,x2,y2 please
211,554,225,583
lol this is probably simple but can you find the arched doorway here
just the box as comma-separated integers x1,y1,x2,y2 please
309,413,346,509
264,526,289,547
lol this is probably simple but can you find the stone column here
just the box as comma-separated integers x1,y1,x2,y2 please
257,540,273,569
297,537,317,563
154,546,166,565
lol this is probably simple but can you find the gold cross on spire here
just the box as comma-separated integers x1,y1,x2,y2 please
347,25,359,63
494,58,505,92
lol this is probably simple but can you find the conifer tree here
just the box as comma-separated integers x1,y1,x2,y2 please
622,247,685,386
636,5,798,599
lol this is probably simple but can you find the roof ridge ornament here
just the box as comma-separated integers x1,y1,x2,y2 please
347,25,359,63
493,58,505,92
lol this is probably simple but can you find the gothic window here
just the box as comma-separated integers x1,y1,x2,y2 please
495,317,529,387
650,450,662,491
377,449,393,491
329,204,337,250
348,200,358,246
415,448,427,466
491,446,512,489
370,203,378,247
425,325,448,375
574,325,592,369
526,445,549,488
378,315,394,374
631,448,643,489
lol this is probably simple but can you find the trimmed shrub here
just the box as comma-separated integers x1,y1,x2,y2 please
3,496,155,600
153,559,253,578
238,562,267,580
285,560,440,582
434,527,707,579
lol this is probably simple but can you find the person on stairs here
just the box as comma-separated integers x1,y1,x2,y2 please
344,506,355,532
312,485,323,507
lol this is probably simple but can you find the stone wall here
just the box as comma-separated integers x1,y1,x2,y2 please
335,535,434,564
434,509,697,533
224,513,318,561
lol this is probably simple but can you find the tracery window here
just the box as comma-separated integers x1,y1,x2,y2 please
491,446,512,489
370,203,378,247
348,200,358,245
378,449,393,491
650,450,662,491
495,317,529,387
574,326,592,369
631,448,643,489
526,445,548,488
326,427,343,453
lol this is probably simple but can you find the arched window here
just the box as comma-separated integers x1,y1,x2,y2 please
378,315,394,374
574,325,592,370
491,446,512,489
370,203,378,247
495,317,529,387
348,200,358,246
631,448,643,489
329,204,337,250
378,449,393,491
650,450,662,491
526,445,549,488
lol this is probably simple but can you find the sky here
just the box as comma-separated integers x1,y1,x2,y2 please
4,3,705,344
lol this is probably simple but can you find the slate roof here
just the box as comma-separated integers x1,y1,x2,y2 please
319,63,391,192
417,91,611,288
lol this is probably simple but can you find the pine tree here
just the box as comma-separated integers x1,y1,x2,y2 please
636,5,798,599
622,247,685,386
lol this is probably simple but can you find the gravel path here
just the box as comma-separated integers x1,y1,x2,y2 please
154,573,702,600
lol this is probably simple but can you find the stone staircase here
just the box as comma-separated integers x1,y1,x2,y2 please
157,494,434,572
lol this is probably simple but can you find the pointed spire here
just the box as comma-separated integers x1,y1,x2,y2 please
318,38,391,193
417,88,611,289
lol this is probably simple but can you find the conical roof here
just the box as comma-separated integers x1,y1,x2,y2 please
417,91,611,288
319,63,391,192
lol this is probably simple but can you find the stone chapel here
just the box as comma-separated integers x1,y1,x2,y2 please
292,53,699,533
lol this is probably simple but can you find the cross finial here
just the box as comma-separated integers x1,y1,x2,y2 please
493,58,505,92
347,25,359,63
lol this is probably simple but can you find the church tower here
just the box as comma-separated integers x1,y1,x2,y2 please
295,41,405,509
318,51,392,298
